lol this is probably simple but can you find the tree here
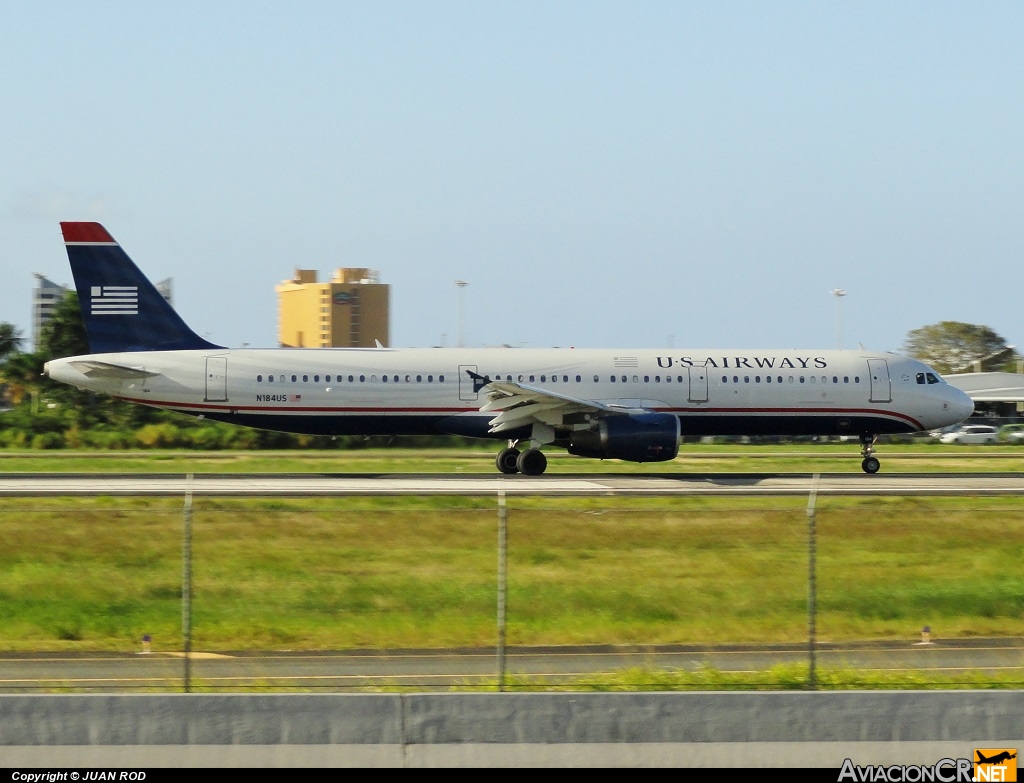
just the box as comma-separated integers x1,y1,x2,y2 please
0,322,23,362
0,351,44,407
903,321,1018,374
38,291,89,360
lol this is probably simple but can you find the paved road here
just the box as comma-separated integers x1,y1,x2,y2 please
3,471,1024,496
1,639,1021,692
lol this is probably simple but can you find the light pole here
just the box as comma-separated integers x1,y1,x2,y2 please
455,280,468,348
830,289,846,349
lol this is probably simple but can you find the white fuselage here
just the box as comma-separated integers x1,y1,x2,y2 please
45,346,974,440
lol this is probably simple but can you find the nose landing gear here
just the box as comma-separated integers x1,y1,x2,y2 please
860,434,880,474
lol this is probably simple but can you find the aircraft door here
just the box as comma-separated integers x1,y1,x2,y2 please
867,359,891,403
205,357,228,402
688,365,709,403
459,364,479,402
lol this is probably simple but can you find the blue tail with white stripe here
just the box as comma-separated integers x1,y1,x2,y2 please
60,222,223,353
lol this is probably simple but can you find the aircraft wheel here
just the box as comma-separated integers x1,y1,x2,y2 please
861,456,880,474
516,448,547,476
496,447,521,474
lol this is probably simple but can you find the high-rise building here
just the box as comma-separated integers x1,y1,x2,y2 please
276,268,390,348
32,274,172,351
32,274,68,351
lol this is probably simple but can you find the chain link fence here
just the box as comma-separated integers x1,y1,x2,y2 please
1,492,1021,692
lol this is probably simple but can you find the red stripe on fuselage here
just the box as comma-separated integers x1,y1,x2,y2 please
118,397,469,414
116,396,922,428
663,406,923,430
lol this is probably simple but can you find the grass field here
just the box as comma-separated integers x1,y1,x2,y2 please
2,446,1022,690
1,491,1021,652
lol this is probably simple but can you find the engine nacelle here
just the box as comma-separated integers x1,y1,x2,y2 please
567,412,680,463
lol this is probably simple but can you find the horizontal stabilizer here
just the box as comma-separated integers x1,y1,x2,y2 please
67,360,160,380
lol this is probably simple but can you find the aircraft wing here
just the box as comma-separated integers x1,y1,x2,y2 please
472,373,642,435
66,360,160,380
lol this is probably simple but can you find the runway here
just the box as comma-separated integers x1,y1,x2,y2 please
3,471,1024,496
3,639,1022,693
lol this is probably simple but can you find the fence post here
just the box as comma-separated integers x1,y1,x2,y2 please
183,473,194,693
497,486,507,692
806,472,820,690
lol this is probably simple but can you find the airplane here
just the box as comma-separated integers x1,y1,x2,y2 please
43,222,975,475
976,751,1016,765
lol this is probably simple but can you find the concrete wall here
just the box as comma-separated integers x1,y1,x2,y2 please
2,691,1022,767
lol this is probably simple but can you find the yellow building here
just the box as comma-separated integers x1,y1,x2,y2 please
276,268,390,348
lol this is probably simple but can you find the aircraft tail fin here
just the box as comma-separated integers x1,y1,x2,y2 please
60,222,224,353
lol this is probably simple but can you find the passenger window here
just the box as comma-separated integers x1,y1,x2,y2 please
593,375,599,382
257,375,263,382
541,375,547,382
439,375,445,382
291,375,297,382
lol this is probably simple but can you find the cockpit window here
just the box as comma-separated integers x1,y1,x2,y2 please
927,372,941,384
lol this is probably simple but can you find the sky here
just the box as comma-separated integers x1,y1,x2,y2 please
1,2,1022,354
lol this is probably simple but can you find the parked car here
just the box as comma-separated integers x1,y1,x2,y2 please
998,423,1024,444
938,424,999,444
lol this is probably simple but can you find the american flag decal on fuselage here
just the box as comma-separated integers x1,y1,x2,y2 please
91,285,139,315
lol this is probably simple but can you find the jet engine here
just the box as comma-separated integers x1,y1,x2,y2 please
566,412,680,463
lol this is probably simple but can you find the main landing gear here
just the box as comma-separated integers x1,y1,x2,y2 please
495,442,548,476
860,434,880,474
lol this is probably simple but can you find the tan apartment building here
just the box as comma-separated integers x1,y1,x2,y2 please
276,268,390,348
